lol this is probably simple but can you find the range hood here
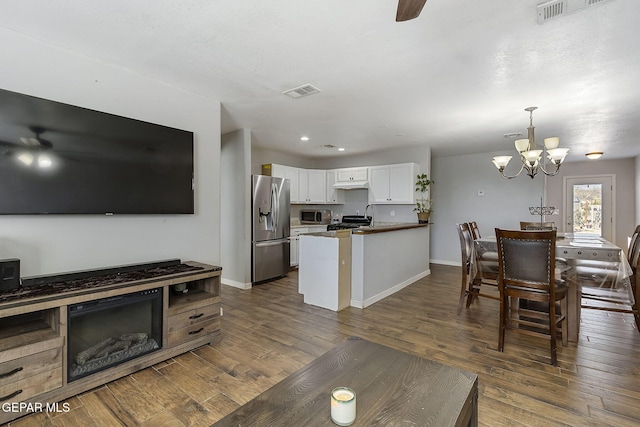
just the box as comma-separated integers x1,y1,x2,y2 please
333,180,369,190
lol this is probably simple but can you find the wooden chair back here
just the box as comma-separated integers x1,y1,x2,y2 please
469,221,481,240
495,228,567,365
456,223,474,285
520,221,556,230
456,223,499,314
628,224,640,267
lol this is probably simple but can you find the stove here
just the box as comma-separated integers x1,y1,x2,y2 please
327,215,371,231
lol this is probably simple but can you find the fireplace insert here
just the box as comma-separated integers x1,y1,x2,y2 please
67,288,162,382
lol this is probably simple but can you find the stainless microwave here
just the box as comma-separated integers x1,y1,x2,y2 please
300,209,332,225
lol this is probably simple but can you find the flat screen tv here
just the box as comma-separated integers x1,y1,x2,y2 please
0,88,194,214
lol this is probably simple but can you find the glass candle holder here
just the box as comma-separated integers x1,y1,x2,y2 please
330,387,356,426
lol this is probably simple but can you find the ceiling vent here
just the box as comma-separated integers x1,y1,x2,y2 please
282,84,321,99
537,0,609,24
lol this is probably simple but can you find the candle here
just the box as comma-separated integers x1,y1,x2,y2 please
331,387,356,426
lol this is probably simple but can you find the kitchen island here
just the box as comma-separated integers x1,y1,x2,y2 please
351,223,430,308
299,223,429,310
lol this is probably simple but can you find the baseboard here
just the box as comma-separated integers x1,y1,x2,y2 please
221,277,252,290
430,259,461,267
350,269,431,309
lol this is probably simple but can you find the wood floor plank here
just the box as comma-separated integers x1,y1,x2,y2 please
8,264,640,426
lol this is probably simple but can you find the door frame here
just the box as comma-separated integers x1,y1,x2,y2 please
562,174,616,241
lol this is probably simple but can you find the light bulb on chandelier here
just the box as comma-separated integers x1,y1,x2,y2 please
492,107,569,179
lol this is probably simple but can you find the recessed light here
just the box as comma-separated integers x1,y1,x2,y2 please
585,152,603,160
300,136,309,141
338,148,345,152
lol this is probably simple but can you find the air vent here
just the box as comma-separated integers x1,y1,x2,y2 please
323,144,336,149
537,0,567,23
537,0,609,24
282,84,321,99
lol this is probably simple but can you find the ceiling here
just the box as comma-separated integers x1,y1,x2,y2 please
1,0,639,161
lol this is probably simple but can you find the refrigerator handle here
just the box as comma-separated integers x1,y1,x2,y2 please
255,239,288,248
271,182,279,233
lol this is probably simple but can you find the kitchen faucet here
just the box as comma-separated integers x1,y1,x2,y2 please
364,204,374,227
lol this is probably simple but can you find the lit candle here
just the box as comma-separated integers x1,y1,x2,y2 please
330,387,356,426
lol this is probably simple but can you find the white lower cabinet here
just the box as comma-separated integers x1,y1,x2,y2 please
290,228,308,267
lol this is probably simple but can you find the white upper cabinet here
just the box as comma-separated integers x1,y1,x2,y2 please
335,167,368,183
368,163,417,204
268,163,416,205
299,169,327,203
270,164,300,203
325,170,345,204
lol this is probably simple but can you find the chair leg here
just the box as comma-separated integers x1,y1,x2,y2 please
498,294,506,352
457,276,468,315
549,301,558,366
466,278,480,308
561,298,568,347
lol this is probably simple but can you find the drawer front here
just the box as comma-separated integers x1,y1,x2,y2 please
168,304,219,332
0,347,62,388
0,349,63,404
167,316,220,348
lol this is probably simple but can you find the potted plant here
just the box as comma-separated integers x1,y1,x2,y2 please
414,173,433,224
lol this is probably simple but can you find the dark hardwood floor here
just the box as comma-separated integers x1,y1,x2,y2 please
8,264,640,426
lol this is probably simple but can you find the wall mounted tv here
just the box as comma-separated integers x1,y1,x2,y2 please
0,88,194,215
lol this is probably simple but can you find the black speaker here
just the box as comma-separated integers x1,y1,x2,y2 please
0,259,20,291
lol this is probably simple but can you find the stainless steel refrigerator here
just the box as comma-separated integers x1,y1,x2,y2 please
252,175,290,284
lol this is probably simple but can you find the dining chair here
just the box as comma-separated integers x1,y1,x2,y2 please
495,228,568,366
456,223,499,315
579,225,640,330
520,221,556,230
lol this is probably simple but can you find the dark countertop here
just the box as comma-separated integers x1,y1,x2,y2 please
352,222,429,234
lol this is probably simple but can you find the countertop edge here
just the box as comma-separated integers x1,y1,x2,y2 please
352,223,429,234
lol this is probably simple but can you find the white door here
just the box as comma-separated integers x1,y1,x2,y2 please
563,175,614,241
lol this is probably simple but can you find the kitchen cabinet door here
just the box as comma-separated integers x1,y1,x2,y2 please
271,164,300,203
368,163,416,204
298,169,326,203
290,227,309,267
388,163,415,203
335,167,368,183
325,170,345,204
368,166,391,203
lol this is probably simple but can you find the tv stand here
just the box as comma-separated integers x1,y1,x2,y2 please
0,261,221,424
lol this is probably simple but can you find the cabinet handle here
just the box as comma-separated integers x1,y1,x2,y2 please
189,313,204,320
0,389,22,402
189,327,204,335
0,366,23,379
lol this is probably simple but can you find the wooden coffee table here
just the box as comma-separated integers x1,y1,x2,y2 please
213,337,478,426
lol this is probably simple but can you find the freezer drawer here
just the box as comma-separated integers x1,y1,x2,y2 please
252,239,290,284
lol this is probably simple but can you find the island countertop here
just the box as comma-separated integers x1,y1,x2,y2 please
352,222,429,234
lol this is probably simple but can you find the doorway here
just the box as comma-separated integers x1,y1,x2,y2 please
563,175,614,241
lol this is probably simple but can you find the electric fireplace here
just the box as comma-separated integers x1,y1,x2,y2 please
67,288,162,382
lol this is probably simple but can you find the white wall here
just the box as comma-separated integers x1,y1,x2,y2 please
0,28,221,277
221,130,252,288
431,152,544,265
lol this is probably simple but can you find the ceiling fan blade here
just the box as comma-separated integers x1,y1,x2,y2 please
396,0,427,22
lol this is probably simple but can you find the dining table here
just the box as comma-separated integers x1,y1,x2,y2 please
474,233,634,342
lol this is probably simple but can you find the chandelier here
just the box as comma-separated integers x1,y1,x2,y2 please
492,107,569,179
